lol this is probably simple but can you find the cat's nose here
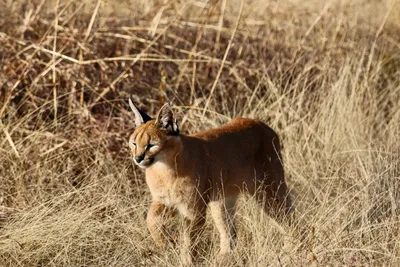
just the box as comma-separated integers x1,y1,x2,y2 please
135,155,145,163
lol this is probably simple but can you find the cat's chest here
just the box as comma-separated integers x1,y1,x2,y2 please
145,162,195,216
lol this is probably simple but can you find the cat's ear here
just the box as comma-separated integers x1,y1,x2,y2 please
129,97,152,127
155,103,179,135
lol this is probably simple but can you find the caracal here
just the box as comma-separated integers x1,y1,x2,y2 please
128,98,292,264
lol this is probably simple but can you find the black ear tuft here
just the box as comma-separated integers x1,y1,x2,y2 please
129,97,152,127
155,103,179,135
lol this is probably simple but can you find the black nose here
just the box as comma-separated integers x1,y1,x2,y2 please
135,155,145,163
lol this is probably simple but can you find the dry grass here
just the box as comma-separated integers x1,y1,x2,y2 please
1,0,400,266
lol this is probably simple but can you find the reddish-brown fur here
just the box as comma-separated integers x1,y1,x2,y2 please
128,101,292,264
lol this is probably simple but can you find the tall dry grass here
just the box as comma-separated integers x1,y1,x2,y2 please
1,0,399,266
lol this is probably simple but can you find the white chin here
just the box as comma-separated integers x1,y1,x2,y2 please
133,160,151,169
133,159,143,168
138,164,147,169
133,157,154,169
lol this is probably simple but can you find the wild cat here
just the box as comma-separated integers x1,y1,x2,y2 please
128,98,292,264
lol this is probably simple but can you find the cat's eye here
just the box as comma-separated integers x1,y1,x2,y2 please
131,142,137,147
146,143,156,150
